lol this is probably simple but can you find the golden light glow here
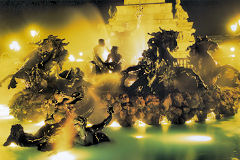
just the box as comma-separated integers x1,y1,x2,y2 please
79,52,83,56
49,151,75,160
30,30,38,37
160,116,171,133
68,55,75,62
86,122,93,127
109,121,121,128
230,47,235,52
53,116,76,152
185,115,198,126
160,116,170,125
206,112,216,122
185,120,194,125
216,42,240,68
134,120,146,128
35,120,45,127
9,41,21,51
231,23,238,32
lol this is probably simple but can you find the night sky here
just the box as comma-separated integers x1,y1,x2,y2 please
181,0,240,35
0,0,240,35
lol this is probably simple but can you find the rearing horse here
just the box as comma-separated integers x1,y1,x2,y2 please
121,29,179,97
121,29,206,98
1,35,68,90
188,36,240,87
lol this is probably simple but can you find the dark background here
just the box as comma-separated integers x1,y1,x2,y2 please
0,0,240,35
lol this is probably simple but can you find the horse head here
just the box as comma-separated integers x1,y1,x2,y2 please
188,36,218,57
37,35,69,53
200,36,218,52
148,28,179,52
163,30,179,52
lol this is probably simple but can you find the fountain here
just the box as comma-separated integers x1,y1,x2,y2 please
0,1,240,159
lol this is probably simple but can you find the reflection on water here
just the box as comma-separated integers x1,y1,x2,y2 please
183,135,212,142
160,134,213,144
134,135,144,139
49,151,75,160
1,113,240,160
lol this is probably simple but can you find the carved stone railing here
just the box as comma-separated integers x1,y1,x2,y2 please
176,58,193,69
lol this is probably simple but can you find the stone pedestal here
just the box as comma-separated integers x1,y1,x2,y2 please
108,0,195,64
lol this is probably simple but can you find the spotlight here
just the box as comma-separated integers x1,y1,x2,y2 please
9,41,21,51
231,23,237,32
230,47,235,52
30,30,38,37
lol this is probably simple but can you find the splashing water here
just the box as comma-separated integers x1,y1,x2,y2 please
134,120,147,128
109,121,121,128
0,104,14,120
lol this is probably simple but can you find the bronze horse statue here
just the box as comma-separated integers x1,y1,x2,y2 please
1,35,68,90
188,36,240,87
121,29,206,99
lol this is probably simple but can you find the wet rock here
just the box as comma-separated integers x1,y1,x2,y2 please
172,93,184,107
163,94,172,111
